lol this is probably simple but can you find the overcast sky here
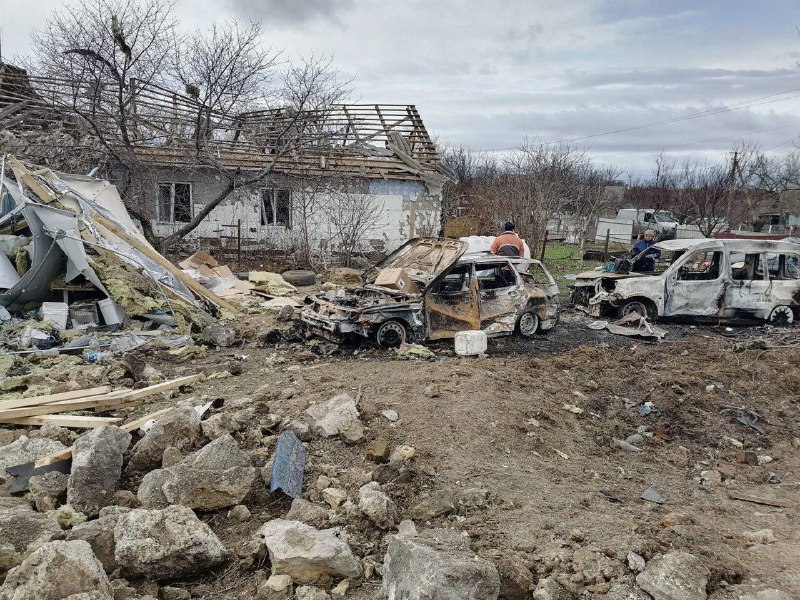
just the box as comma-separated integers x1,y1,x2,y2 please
2,0,800,176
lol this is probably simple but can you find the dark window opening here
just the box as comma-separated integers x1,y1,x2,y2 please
731,253,765,281
435,265,472,294
261,189,291,227
157,182,192,223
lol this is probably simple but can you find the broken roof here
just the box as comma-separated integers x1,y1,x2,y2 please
0,65,452,186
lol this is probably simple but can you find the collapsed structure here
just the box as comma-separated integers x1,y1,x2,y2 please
0,156,234,342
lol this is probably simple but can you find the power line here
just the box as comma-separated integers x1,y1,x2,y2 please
476,86,800,152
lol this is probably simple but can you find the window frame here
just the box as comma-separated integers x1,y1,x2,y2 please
260,188,292,228
474,261,518,291
674,249,724,282
156,182,193,224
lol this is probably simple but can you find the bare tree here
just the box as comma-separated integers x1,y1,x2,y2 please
325,185,384,267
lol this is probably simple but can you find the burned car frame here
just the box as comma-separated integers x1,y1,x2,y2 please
572,238,800,325
301,238,560,346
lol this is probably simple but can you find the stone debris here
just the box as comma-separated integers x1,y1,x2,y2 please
286,499,331,528
389,445,415,462
357,482,398,529
304,394,364,443
494,555,534,600
127,407,202,473
382,528,500,600
322,488,348,509
28,471,68,512
296,586,330,600
636,551,709,600
200,412,241,439
137,434,256,510
742,529,777,545
67,426,132,518
113,505,227,581
66,510,127,574
0,506,63,575
258,519,362,585
0,540,111,600
0,437,68,483
381,409,399,422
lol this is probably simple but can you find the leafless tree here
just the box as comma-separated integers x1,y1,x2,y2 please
325,185,384,267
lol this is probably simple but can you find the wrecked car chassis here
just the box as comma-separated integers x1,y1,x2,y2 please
301,238,560,346
572,239,800,325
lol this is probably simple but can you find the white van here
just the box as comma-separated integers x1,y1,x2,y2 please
616,208,679,240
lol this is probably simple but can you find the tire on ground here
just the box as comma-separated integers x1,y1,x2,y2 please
281,269,317,287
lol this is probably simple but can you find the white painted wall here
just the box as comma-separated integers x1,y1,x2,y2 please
595,218,633,244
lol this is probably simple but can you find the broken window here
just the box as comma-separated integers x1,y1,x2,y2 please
677,250,722,281
475,262,516,290
771,253,800,280
157,183,192,223
261,189,291,227
435,265,472,294
523,263,553,286
731,253,766,281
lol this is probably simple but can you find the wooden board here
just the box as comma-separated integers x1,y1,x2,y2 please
727,492,791,508
3,415,123,428
34,407,174,468
7,156,56,203
0,386,112,411
91,214,240,315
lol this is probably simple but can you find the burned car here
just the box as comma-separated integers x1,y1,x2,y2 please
572,238,800,325
301,238,560,346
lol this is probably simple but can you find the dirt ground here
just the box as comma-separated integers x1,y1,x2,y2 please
119,307,797,599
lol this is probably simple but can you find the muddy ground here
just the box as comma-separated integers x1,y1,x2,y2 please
120,308,798,598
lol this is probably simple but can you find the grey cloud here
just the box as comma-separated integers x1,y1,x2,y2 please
224,0,355,25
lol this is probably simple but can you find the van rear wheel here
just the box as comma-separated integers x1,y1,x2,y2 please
768,305,795,327
619,299,655,320
375,320,407,348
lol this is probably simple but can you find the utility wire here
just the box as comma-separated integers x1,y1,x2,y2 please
478,86,800,152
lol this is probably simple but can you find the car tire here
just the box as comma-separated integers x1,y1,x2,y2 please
516,309,539,337
619,299,655,320
768,305,795,327
282,270,316,287
375,320,407,348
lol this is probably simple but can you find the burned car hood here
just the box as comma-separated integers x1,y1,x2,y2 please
362,238,468,292
574,270,649,282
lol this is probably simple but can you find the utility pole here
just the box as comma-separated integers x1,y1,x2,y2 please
726,150,739,230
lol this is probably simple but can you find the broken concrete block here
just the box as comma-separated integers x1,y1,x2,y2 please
137,435,256,511
67,427,131,518
322,488,348,509
296,586,330,600
127,407,202,473
636,551,709,600
201,413,240,439
200,323,236,347
0,437,67,484
408,495,454,520
304,394,364,443
66,511,126,574
389,445,415,462
258,519,361,585
382,528,500,600
0,540,111,600
286,499,330,528
0,506,63,576
29,471,68,512
366,440,390,464
357,482,398,530
113,505,226,581
494,555,534,600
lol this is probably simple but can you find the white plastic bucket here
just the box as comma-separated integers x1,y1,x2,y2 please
41,302,69,330
98,298,126,325
454,330,488,356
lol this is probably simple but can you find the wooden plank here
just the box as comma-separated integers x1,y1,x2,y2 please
727,492,791,508
0,375,201,421
91,214,240,315
34,407,175,468
7,155,57,203
0,386,112,411
3,415,123,428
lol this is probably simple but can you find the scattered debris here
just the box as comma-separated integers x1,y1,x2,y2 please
641,487,666,504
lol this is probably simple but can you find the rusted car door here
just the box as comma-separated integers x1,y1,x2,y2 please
664,249,727,316
425,264,480,339
475,261,522,334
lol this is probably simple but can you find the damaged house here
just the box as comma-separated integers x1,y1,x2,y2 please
0,64,452,259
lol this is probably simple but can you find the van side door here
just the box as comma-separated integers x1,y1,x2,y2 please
664,249,726,316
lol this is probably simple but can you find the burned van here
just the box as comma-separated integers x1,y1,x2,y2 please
572,238,800,325
301,238,560,346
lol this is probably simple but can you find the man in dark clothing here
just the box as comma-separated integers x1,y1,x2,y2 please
631,230,660,272
491,222,525,257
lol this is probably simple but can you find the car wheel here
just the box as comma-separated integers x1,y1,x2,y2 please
516,310,539,337
282,270,317,287
768,305,795,327
619,299,654,320
375,320,407,348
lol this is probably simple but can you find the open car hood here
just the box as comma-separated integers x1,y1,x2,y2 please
363,238,468,292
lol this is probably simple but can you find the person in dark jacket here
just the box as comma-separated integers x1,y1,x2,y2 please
631,230,660,272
